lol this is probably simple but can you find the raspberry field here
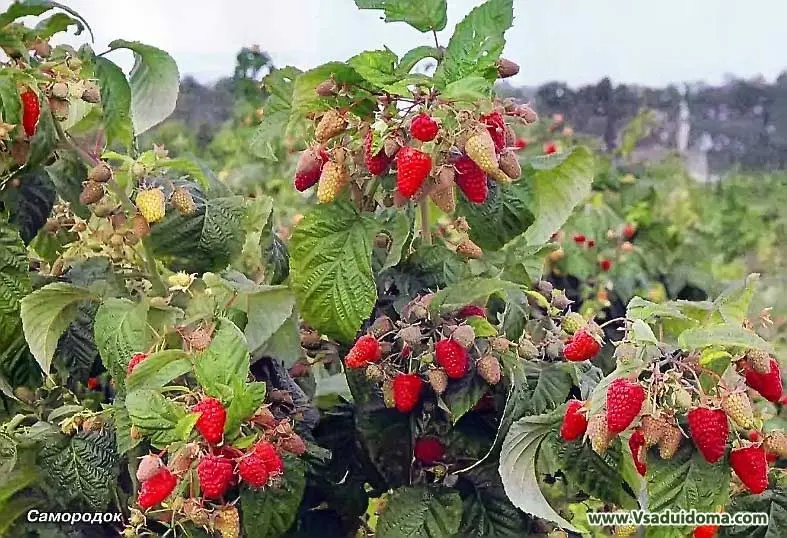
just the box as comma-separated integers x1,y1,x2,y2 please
0,1,785,537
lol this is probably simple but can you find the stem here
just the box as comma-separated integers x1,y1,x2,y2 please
54,116,168,296
432,29,440,49
419,199,432,245
362,176,381,211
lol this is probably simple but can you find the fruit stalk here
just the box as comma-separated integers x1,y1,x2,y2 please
420,199,432,245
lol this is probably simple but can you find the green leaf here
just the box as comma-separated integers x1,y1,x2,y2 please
93,298,151,382
107,40,179,135
194,319,250,400
398,46,442,74
37,430,117,510
126,349,191,392
240,456,306,538
290,62,366,116
6,167,56,243
53,301,98,380
93,57,133,149
440,76,492,102
435,0,513,85
376,485,462,538
523,146,595,245
460,463,529,536
256,313,300,366
465,316,497,337
225,380,266,435
380,208,412,271
348,49,399,89
459,180,534,250
721,487,787,538
713,273,759,325
0,73,22,127
125,389,188,447
289,201,379,343
498,410,577,532
20,282,94,373
113,397,139,454
245,286,296,357
444,374,488,424
678,324,774,354
27,95,58,167
631,318,658,344
45,153,90,219
250,66,302,160
355,0,447,32
0,1,92,39
429,278,523,316
524,362,573,415
33,12,84,38
0,220,31,381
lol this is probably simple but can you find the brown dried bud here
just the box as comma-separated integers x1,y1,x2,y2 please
456,238,482,259
383,138,401,158
49,97,70,121
88,161,112,183
496,58,520,78
81,82,101,103
315,79,338,96
50,81,69,99
32,39,51,58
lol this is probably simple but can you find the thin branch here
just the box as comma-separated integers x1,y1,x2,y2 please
419,199,432,245
432,29,440,49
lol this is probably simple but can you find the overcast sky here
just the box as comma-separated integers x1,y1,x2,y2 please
54,0,787,87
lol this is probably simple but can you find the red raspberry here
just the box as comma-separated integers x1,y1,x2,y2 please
729,445,769,493
480,112,506,151
20,89,40,137
586,239,596,248
457,305,486,319
138,467,177,509
392,373,423,413
409,113,439,142
623,224,637,239
606,378,646,434
744,358,783,403
435,339,469,379
563,328,601,362
414,437,445,464
748,431,763,442
599,259,612,272
197,455,234,499
693,525,719,538
345,334,382,368
544,142,557,155
560,399,588,441
127,352,149,374
396,147,432,198
573,234,586,244
193,397,227,444
294,171,320,191
364,130,392,175
514,138,528,150
238,454,270,487
628,428,647,476
687,407,728,463
253,441,284,476
454,155,487,204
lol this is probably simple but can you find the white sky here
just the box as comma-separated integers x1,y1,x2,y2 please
43,0,787,87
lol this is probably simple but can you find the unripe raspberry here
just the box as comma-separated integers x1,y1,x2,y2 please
136,454,165,482
315,79,338,96
477,355,501,385
745,349,772,374
427,369,448,395
136,188,166,223
498,150,521,180
763,431,787,458
316,160,348,203
465,131,508,182
314,110,346,142
51,81,69,99
456,238,482,259
722,391,756,429
171,187,197,216
450,325,475,349
81,82,101,103
587,414,611,454
661,423,683,459
88,162,112,183
79,181,104,205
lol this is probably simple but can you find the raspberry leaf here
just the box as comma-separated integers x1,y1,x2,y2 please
91,57,134,148
355,0,448,33
678,323,775,354
6,168,56,242
722,486,787,538
440,76,493,102
125,350,191,392
397,45,442,75
125,389,192,448
194,318,251,400
224,380,266,436
376,485,462,538
443,374,488,425
289,202,380,343
460,463,529,537
524,362,574,415
348,49,399,90
429,277,524,316
379,209,413,271
240,456,306,538
93,298,152,383
0,221,33,386
458,178,534,250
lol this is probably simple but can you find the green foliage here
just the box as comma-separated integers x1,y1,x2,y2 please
93,298,151,383
239,456,306,538
720,487,787,538
355,0,447,33
194,318,250,400
459,464,529,536
0,220,31,385
376,485,463,538
92,56,133,149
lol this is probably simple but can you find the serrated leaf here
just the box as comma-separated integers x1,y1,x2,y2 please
45,153,90,219
256,313,300,366
34,12,84,38
440,76,492,102
0,219,31,381
125,388,188,447
380,209,412,271
240,456,306,538
126,349,191,392
435,0,513,85
720,487,787,538
713,273,759,325
289,201,379,343
398,45,442,74
458,180,534,250
93,56,133,149
498,410,577,531
251,67,306,160
376,485,462,538
524,362,573,414
0,1,92,38
93,298,151,382
443,374,488,424
20,282,94,373
27,95,58,168
225,380,266,435
245,286,296,356
460,463,529,536
37,430,117,510
631,318,658,344
348,49,399,90
524,146,595,245
107,40,179,135
678,324,774,354
6,167,56,243
355,0,447,32
429,278,523,316
195,319,250,401
113,397,139,454
0,72,22,127
53,301,98,380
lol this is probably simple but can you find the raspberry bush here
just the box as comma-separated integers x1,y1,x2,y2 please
0,1,785,537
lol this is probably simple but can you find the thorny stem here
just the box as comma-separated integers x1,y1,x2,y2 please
420,199,432,245
54,117,168,296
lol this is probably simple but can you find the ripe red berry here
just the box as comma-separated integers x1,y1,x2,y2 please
729,445,769,493
560,399,588,441
514,138,528,150
563,328,601,362
138,468,177,509
693,525,719,538
606,378,646,434
396,147,432,198
687,407,729,463
623,224,637,240
238,454,270,487
364,130,392,175
744,358,783,403
410,113,439,142
20,89,40,137
414,437,445,464
197,455,234,499
392,373,423,413
628,428,647,476
454,155,488,204
193,397,227,444
544,142,557,155
435,339,469,379
457,305,486,319
86,377,99,390
573,234,586,244
748,431,763,442
345,334,382,368
127,352,149,374
586,239,596,248
599,259,612,272
480,112,506,151
253,441,284,476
